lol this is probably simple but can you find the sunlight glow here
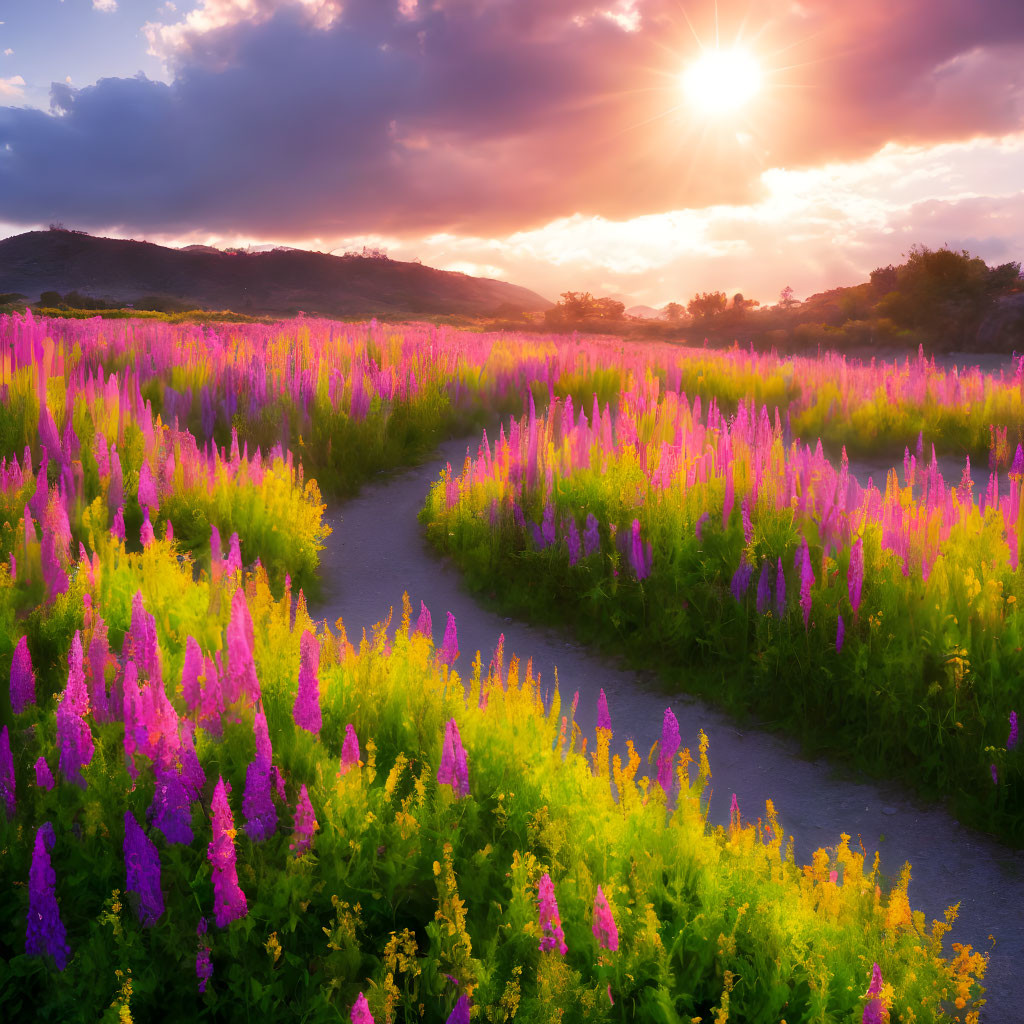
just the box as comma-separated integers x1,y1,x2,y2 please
682,48,762,115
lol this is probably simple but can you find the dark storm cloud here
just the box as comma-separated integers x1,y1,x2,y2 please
0,0,1022,238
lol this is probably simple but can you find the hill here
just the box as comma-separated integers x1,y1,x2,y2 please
0,230,552,318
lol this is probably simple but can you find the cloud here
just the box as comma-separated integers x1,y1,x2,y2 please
0,75,25,100
93,0,119,11
0,0,1022,241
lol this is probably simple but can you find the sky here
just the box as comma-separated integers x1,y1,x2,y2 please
1,0,1023,308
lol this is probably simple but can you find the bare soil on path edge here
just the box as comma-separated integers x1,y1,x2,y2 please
312,433,1024,1023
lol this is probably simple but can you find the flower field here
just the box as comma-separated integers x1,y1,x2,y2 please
0,310,1008,1021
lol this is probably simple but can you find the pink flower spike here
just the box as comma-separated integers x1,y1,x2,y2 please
290,784,318,856
351,993,375,1024
292,630,322,735
207,777,247,927
537,872,567,955
596,689,611,732
592,884,618,951
437,718,469,798
10,634,35,714
655,708,680,793
446,995,470,1024
862,962,885,1024
438,611,459,667
35,756,55,791
339,724,360,774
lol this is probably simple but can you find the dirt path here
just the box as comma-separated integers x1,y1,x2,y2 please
312,433,1024,1022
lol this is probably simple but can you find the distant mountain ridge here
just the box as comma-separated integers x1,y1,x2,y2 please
0,230,553,318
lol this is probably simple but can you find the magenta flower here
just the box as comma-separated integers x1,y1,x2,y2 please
56,643,94,789
140,510,155,548
243,706,277,842
537,872,567,955
26,821,70,970
111,505,125,541
351,993,375,1024
755,561,772,615
836,614,845,654
208,778,247,927
655,708,680,792
797,537,814,629
438,612,459,667
730,558,752,602
848,537,864,617
196,917,213,993
339,724,360,774
290,784,318,856
35,756,55,791
592,884,619,952
862,962,885,1024
225,532,242,575
178,723,207,802
10,634,35,714
1009,711,1018,751
226,589,260,705
137,460,158,515
414,601,432,637
437,718,470,798
730,792,740,831
199,655,225,737
446,995,470,1024
293,630,322,734
597,689,612,732
722,468,734,530
0,725,14,819
88,617,111,722
740,496,753,545
629,519,652,580
124,811,163,926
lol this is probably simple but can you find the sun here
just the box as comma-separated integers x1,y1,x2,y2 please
681,48,762,115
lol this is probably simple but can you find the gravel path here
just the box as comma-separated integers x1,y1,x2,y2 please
312,433,1024,1022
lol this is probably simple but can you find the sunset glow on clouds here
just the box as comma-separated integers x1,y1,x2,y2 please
1,0,1023,305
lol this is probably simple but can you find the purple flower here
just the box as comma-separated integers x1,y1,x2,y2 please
629,519,652,580
730,558,752,602
695,511,709,542
991,764,999,785
124,811,163,926
597,690,612,732
149,764,194,845
414,601,432,637
196,917,213,993
438,611,459,667
537,873,567,955
56,642,94,789
293,630,322,734
836,614,845,654
351,993,375,1024
226,589,260,705
243,757,277,843
775,557,786,618
26,822,70,970
446,995,470,1024
138,461,159,515
35,756,55,791
0,726,14,819
862,962,885,1024
755,561,772,615
583,513,600,556
740,496,753,545
208,778,247,927
566,517,581,566
10,635,35,714
592,884,618,952
437,718,469,798
797,538,814,629
290,784,318,856
655,708,680,793
88,617,110,722
1008,711,1018,751
182,637,203,712
339,724,360,774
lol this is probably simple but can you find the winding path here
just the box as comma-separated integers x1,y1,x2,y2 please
313,433,1024,1023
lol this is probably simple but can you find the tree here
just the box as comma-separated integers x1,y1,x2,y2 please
545,291,626,327
778,285,798,309
686,291,728,319
662,302,686,323
38,290,62,307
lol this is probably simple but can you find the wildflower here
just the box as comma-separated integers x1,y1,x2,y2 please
244,707,277,842
655,707,680,793
10,634,35,714
181,637,203,712
438,611,459,667
741,496,753,544
583,512,601,556
351,993,375,1024
178,723,206,802
123,811,163,926
797,537,814,629
149,764,194,845
862,962,885,1024
755,561,772,615
597,689,612,731
139,510,155,548
225,532,242,575
537,873,567,955
849,537,864,617
730,558,752,602
208,777,247,927
226,588,260,705
566,516,581,566
836,614,845,654
592,884,618,951
0,726,14,819
196,918,213,994
199,655,224,737
629,519,652,580
35,756,55,791
437,718,470,798
447,995,470,1024
111,505,125,542
26,821,70,970
88,616,110,722
414,601,432,637
56,640,94,789
775,557,786,618
290,784,318,855
137,461,158,516
694,511,709,542
1009,711,1018,751
339,724,360,774
293,630,322,735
